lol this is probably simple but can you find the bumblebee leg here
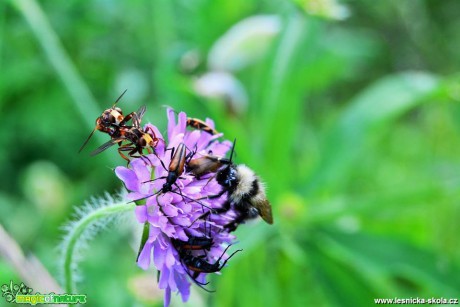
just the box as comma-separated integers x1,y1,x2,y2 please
224,213,247,232
196,188,226,201
213,200,231,214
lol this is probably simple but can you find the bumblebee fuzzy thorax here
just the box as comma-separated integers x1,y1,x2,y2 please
230,165,257,202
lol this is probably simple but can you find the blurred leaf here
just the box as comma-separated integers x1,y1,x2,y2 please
305,72,441,195
293,0,350,20
314,228,460,297
10,0,103,132
308,183,441,223
255,12,322,196
207,15,281,71
309,242,378,306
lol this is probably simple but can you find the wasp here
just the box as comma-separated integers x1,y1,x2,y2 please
79,89,147,153
188,140,273,231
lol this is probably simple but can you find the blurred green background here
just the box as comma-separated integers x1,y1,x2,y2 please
1,0,460,306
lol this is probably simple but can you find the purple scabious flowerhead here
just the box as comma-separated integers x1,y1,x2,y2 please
115,108,237,306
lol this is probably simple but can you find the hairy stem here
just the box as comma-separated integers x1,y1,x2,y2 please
62,201,135,293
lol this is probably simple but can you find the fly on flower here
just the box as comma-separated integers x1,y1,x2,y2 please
168,108,221,136
79,90,147,153
186,118,219,135
139,142,216,221
143,142,194,194
91,124,163,164
115,108,240,306
171,218,239,292
171,235,214,252
178,243,242,292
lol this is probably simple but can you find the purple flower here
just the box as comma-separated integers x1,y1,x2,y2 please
115,108,237,306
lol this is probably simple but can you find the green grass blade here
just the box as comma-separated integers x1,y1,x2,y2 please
10,0,101,132
305,72,440,196
317,228,460,297
256,13,320,195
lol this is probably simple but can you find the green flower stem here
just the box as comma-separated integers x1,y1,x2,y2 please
63,202,135,293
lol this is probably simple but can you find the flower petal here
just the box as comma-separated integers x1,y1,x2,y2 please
153,240,166,269
164,286,171,307
135,205,148,223
137,241,153,270
159,268,170,289
115,167,139,191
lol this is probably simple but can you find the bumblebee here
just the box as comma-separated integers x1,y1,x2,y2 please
189,140,273,231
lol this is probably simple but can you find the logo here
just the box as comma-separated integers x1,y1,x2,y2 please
1,281,86,305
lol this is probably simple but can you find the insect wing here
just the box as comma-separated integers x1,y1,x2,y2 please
136,105,147,122
90,138,123,156
169,143,187,175
131,105,146,128
188,156,221,177
256,199,273,224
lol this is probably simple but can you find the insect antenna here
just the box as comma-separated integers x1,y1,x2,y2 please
112,89,128,107
215,245,242,270
228,138,236,163
180,263,215,293
78,128,96,153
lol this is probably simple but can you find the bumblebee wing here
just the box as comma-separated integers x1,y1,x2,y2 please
90,138,122,156
256,199,273,224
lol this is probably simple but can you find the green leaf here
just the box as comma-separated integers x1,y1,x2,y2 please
136,222,150,262
305,72,441,195
256,13,322,195
308,242,378,307
314,228,460,297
